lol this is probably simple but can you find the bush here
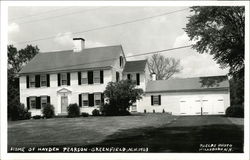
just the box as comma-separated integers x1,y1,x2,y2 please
10,103,31,120
32,115,42,119
226,105,244,118
92,109,100,116
100,103,130,116
67,103,80,118
42,104,55,118
81,112,89,117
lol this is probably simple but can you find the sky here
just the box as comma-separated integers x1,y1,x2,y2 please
8,6,229,78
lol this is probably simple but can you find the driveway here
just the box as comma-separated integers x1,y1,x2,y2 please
91,115,244,153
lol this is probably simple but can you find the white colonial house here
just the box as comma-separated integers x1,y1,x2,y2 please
19,38,230,116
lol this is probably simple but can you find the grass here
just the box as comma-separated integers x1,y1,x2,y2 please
8,113,176,148
8,114,244,153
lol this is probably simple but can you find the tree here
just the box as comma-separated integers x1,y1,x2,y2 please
8,44,39,120
185,6,245,105
185,6,244,76
102,80,143,116
147,54,182,80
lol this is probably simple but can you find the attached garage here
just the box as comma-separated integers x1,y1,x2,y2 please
137,75,230,115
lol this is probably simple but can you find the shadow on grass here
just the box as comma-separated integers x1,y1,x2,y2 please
87,123,244,153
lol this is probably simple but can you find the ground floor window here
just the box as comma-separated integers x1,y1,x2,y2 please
79,93,104,107
41,96,48,108
30,97,36,109
151,95,161,105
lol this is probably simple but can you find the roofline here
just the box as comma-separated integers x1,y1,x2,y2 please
19,66,112,76
145,87,230,93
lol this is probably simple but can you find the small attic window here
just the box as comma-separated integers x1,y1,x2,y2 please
119,56,123,67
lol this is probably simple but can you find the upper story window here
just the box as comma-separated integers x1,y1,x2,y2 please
29,75,35,88
120,56,123,68
61,73,67,85
40,75,47,87
151,95,161,106
94,71,100,83
58,73,70,86
78,70,103,85
81,72,88,84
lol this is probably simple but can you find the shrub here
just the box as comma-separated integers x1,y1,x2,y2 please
144,109,147,113
10,103,31,120
92,109,100,116
153,109,155,113
32,115,42,119
226,105,244,118
81,112,89,117
100,103,130,116
67,103,80,118
162,109,165,113
42,104,55,118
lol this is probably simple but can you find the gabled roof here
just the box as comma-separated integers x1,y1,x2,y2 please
146,75,229,93
123,60,147,73
19,45,124,74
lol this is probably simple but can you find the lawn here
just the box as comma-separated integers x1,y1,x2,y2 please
8,114,244,153
8,114,176,149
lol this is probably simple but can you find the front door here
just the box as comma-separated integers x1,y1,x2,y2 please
61,95,68,113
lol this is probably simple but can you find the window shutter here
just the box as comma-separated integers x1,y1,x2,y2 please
136,73,140,85
88,71,93,84
26,75,29,88
47,96,50,104
79,94,82,107
101,93,104,104
158,95,161,105
67,73,70,86
36,97,41,109
57,73,61,86
78,72,81,85
26,97,30,110
47,74,50,87
100,70,104,84
35,75,40,88
88,94,94,107
151,96,153,106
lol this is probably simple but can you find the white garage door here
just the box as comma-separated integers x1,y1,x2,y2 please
179,96,225,115
179,97,201,115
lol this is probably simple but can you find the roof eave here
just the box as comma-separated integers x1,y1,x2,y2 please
145,87,230,93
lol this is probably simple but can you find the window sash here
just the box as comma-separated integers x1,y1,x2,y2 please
29,75,35,88
41,96,47,107
82,94,88,106
61,73,67,85
94,93,101,106
93,71,100,83
153,96,159,105
30,97,36,109
40,75,47,87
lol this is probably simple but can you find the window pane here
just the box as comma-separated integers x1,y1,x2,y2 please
81,72,87,78
30,97,36,109
30,75,35,87
41,96,47,107
94,71,100,83
153,96,159,105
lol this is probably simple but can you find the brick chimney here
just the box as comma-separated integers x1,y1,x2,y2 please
73,38,85,52
151,72,156,81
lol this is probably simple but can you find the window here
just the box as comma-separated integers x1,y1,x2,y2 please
94,70,100,83
120,56,123,67
116,72,120,82
40,75,47,87
61,73,67,85
136,73,140,85
127,74,131,80
81,72,88,84
82,94,88,107
151,95,161,105
94,93,101,106
29,75,35,88
41,96,47,108
30,97,36,109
